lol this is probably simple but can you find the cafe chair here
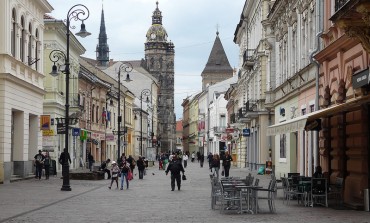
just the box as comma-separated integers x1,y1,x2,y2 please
328,177,343,205
251,179,277,213
285,177,306,205
311,178,328,207
219,180,242,214
211,177,222,209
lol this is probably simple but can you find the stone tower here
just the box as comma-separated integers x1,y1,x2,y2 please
96,5,110,67
201,32,233,90
145,2,176,152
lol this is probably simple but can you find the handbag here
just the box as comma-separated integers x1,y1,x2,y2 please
221,170,224,176
182,174,187,180
128,171,133,181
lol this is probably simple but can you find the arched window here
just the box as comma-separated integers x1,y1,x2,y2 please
11,8,16,57
28,23,32,65
20,16,25,62
35,29,39,70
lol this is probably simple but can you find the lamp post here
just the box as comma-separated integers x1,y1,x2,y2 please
113,62,132,160
49,4,91,191
140,89,151,156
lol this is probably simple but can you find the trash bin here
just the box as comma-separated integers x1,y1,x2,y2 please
364,189,369,211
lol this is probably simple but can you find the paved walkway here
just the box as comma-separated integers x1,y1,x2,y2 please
0,161,369,223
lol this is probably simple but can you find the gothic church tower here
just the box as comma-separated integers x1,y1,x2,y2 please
201,32,233,90
96,5,110,67
145,2,175,152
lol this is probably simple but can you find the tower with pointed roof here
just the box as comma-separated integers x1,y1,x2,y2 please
96,5,109,67
144,1,176,152
201,32,233,90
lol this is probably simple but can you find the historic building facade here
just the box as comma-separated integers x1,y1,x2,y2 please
313,0,370,207
233,0,272,171
265,0,319,178
0,0,53,183
43,17,86,172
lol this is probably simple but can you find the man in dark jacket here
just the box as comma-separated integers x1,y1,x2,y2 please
99,159,111,179
165,155,185,191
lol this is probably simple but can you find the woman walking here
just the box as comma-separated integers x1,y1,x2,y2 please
222,151,233,177
212,153,220,179
120,159,130,190
137,156,145,179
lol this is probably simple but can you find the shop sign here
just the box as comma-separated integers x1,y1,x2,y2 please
42,129,54,136
352,68,369,89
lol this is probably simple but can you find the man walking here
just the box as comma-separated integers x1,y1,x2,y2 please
34,150,45,180
165,154,185,191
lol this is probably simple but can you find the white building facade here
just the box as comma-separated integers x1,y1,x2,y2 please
0,0,53,183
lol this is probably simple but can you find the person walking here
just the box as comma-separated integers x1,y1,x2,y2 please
191,152,195,162
222,151,233,177
183,153,188,168
207,152,213,169
126,155,136,176
212,153,221,179
99,159,111,179
199,153,204,168
120,159,130,190
34,150,45,180
136,156,145,180
43,152,51,180
165,154,185,191
88,152,94,171
108,161,120,189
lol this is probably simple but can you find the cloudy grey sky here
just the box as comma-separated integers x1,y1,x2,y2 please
47,0,245,119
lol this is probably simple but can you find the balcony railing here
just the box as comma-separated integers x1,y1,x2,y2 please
213,126,226,133
242,49,255,69
335,0,349,12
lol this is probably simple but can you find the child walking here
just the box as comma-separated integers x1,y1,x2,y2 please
109,161,120,189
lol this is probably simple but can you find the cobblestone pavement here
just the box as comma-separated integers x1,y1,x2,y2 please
0,161,369,223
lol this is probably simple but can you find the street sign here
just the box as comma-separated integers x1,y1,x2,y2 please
242,128,250,137
72,128,80,136
57,123,66,134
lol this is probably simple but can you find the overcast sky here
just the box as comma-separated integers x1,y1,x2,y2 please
47,0,245,119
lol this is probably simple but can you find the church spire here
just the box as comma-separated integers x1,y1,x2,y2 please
152,1,162,25
96,4,109,67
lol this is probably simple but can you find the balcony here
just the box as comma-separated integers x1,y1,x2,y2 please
242,49,255,69
213,126,226,133
330,0,370,53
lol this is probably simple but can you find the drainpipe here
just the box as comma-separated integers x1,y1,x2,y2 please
309,0,323,171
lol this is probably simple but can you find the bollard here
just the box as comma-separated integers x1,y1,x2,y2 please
364,189,369,211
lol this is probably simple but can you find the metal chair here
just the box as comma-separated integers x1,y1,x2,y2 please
311,178,328,207
328,177,343,205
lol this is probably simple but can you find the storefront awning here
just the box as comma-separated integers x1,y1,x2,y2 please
267,95,370,136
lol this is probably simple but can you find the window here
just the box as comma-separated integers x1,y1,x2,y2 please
35,29,39,70
20,16,25,62
280,134,286,159
96,106,99,123
220,114,226,127
92,104,95,123
11,8,16,57
28,23,32,65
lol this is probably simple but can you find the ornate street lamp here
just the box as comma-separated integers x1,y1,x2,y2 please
49,4,91,191
112,62,132,160
140,89,151,156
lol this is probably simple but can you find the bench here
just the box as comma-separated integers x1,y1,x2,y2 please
69,171,105,180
